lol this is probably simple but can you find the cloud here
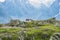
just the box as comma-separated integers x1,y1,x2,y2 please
28,0,42,8
59,2,60,5
54,12,60,17
42,0,55,7
0,0,5,2
28,0,55,8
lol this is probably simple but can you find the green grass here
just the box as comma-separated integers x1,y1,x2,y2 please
0,24,60,40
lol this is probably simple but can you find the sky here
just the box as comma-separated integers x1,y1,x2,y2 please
0,0,59,23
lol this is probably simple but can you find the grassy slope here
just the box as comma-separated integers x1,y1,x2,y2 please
0,24,60,40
